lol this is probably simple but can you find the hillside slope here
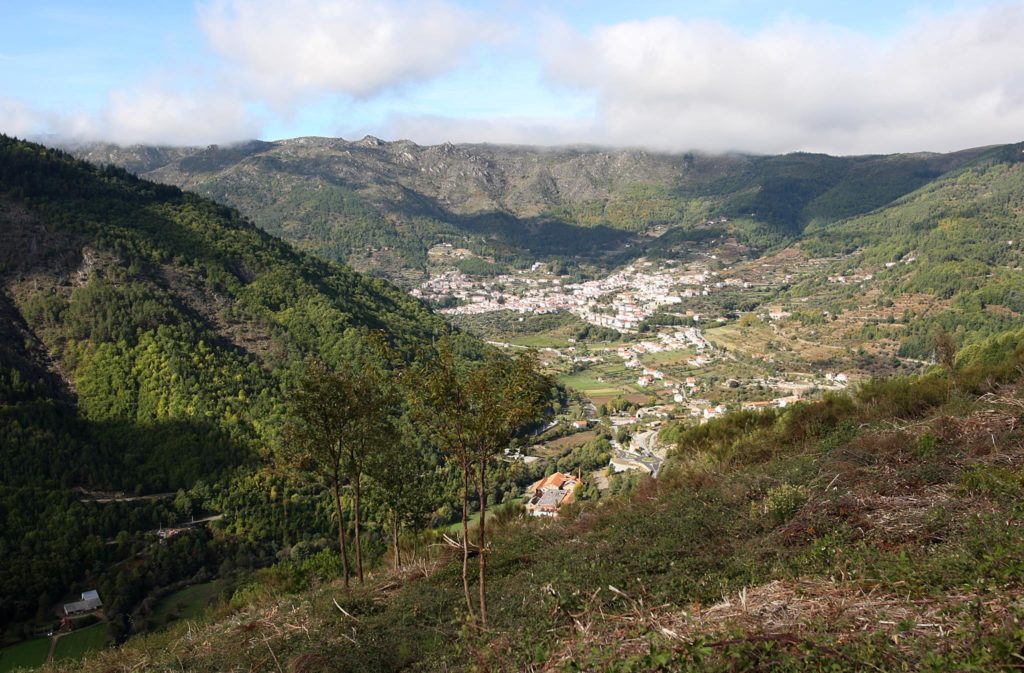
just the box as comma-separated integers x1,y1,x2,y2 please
70,138,991,282
0,136,461,632
42,329,1024,672
790,141,1024,358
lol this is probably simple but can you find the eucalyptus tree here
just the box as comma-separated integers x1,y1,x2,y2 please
365,416,438,571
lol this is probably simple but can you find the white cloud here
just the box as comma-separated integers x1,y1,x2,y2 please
95,87,261,146
541,3,1024,154
378,112,598,147
197,0,488,107
0,98,40,138
0,88,260,147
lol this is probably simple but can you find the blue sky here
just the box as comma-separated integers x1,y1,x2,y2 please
2,1,1022,153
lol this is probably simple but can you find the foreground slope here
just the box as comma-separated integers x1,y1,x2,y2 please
48,330,1024,672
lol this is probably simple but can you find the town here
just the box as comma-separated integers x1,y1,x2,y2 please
416,243,872,506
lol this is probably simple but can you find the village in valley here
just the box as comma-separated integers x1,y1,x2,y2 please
413,238,929,513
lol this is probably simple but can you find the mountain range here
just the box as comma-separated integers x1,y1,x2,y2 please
70,137,1006,284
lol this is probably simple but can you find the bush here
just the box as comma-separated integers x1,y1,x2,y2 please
759,483,810,525
855,374,949,419
779,394,855,443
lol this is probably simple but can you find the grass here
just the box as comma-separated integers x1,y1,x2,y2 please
558,373,625,397
639,348,695,365
540,430,597,454
0,637,49,673
149,581,226,629
445,498,524,534
52,624,106,663
504,333,570,349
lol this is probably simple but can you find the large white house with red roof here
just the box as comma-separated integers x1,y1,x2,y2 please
525,472,583,517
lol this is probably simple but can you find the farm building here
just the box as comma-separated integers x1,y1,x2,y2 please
63,590,102,615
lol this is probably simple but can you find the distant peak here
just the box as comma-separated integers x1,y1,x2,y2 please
358,135,383,147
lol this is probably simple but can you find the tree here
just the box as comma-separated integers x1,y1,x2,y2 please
280,349,395,587
413,338,548,625
365,415,438,571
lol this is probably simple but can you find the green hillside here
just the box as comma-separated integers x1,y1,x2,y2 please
0,136,467,638
70,139,991,282
794,142,1024,357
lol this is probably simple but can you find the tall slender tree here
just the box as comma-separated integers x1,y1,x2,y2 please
280,342,396,587
280,362,354,587
414,338,548,625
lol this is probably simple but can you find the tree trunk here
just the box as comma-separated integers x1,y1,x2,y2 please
477,454,488,627
460,457,475,619
282,486,289,547
392,509,401,571
332,478,350,589
354,474,364,584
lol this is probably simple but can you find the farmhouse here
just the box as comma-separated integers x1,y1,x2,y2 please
525,472,583,517
63,589,102,615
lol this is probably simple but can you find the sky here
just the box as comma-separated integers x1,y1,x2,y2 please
2,0,1023,154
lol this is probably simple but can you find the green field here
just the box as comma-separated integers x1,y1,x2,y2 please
52,624,106,663
150,581,225,629
505,333,570,348
0,637,49,673
640,348,695,365
558,373,624,397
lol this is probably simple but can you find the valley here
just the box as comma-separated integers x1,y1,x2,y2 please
2,134,1024,672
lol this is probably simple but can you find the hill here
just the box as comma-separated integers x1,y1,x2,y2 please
69,138,991,283
35,329,1024,672
0,136,466,638
789,141,1024,358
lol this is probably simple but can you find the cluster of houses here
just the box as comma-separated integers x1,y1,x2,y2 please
415,260,733,335
636,367,664,387
525,472,584,517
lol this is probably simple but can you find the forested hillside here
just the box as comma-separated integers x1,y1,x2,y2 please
71,138,990,282
793,142,1024,358
0,136,476,640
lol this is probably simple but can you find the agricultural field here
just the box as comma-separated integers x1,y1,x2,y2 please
150,582,227,630
0,637,49,673
534,431,598,458
52,624,107,663
556,372,624,398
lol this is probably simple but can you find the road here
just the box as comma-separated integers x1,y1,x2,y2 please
75,489,175,503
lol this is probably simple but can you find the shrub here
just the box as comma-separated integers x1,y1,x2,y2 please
779,394,855,443
758,483,810,525
855,374,949,419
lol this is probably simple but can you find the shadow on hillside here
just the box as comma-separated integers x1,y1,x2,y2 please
0,404,253,494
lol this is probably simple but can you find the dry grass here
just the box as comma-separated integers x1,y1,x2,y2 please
539,578,1021,672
